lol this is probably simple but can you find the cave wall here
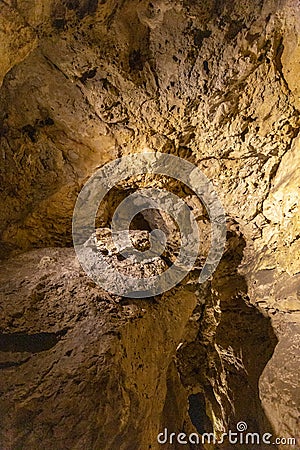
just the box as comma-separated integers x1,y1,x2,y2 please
0,0,299,253
0,0,299,449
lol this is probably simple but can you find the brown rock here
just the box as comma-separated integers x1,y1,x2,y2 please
0,0,299,448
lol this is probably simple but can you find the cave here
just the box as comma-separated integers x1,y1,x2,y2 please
0,1,299,449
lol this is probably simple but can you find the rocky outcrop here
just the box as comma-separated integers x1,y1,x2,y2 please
0,0,299,449
0,247,197,449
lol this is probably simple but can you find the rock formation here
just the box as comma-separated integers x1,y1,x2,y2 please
0,0,299,449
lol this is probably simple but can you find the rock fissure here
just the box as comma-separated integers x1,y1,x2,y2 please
0,0,299,449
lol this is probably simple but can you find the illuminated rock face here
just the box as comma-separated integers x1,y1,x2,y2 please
0,1,299,449
0,248,197,450
0,1,37,88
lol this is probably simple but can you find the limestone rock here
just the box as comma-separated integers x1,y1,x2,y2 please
0,247,197,449
0,2,37,87
0,0,299,448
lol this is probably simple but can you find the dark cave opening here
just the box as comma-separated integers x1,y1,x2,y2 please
188,392,213,435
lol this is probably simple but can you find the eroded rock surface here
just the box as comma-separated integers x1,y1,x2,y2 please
0,247,197,449
0,0,299,449
0,1,37,87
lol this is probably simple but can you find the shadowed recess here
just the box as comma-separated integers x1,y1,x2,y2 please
0,330,67,353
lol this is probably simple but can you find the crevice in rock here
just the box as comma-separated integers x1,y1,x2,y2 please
176,224,279,445
0,330,67,353
0,356,31,369
188,393,213,435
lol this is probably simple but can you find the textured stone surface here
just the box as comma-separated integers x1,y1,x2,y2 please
0,1,37,87
0,0,299,449
0,0,299,254
0,247,197,449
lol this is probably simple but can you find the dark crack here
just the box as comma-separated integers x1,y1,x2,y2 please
0,330,67,353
